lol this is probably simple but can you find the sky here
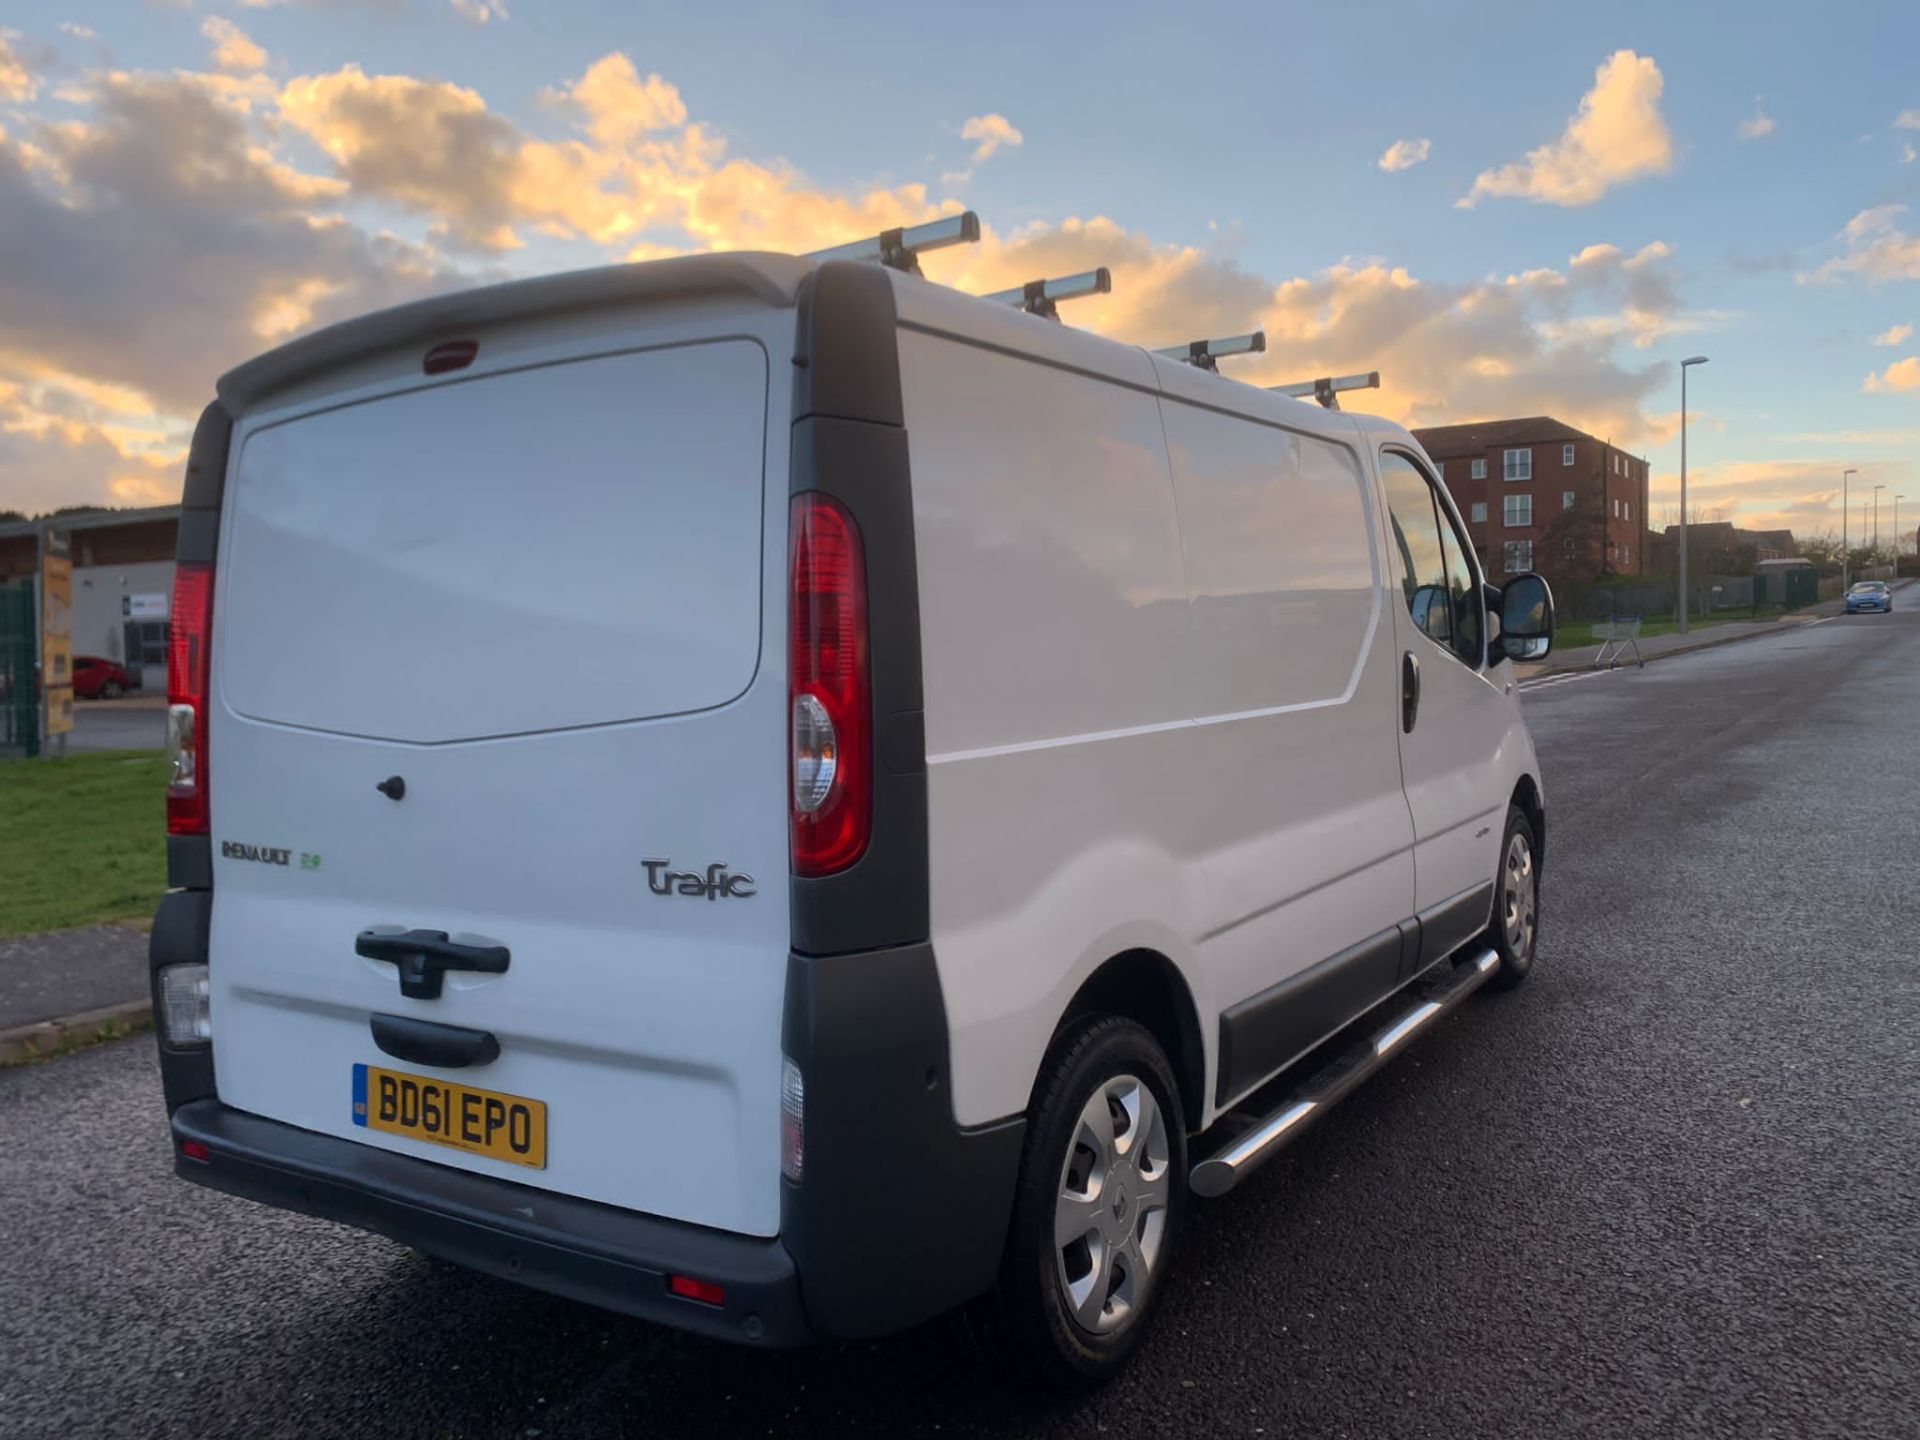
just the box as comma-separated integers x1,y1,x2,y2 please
3,0,1919,546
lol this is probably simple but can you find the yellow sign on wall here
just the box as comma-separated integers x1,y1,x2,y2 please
43,543,73,737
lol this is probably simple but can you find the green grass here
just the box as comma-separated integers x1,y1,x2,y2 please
0,750,169,938
1554,612,1774,650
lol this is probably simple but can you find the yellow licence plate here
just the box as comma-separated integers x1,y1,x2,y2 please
352,1063,547,1169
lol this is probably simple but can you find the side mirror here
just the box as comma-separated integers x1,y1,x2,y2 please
1497,573,1555,662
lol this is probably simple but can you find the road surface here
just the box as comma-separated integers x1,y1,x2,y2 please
3,610,1915,1439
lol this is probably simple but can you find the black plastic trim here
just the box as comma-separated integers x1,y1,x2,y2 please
149,888,216,1112
370,1013,500,1069
788,262,930,956
167,836,212,891
177,401,232,563
1216,924,1406,1107
170,1100,808,1347
780,942,1025,1338
1418,882,1496,968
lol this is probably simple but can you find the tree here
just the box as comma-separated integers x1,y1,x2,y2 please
0,510,25,525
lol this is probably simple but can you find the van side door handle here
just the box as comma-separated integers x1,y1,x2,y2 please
1401,651,1421,734
355,929,510,1001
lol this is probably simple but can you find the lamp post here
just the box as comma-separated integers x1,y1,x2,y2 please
1678,355,1709,633
1897,495,1906,577
1842,468,1857,591
1873,484,1887,576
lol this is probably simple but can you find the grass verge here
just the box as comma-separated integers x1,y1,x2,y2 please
0,750,168,938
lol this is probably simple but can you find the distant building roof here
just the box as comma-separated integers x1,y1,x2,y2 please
0,504,181,542
1410,416,1600,458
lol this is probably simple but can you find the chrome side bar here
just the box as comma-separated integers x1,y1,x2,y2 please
1189,948,1500,1199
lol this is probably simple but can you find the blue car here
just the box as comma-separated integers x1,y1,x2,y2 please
1845,580,1893,613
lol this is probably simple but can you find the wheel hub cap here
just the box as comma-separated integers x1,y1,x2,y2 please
1053,1073,1171,1336
1504,831,1536,956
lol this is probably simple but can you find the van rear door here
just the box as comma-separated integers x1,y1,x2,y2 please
206,280,796,1237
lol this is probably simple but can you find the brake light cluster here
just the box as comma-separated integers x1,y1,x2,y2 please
166,563,214,836
788,495,871,876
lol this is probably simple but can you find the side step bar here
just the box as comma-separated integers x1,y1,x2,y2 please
1190,948,1501,1198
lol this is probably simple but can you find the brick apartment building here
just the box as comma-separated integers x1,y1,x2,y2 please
1411,417,1650,585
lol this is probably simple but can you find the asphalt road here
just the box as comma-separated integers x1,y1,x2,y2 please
4,611,1916,1439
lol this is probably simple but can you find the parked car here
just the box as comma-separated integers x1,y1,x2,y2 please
1845,580,1893,614
148,243,1554,1388
71,654,136,699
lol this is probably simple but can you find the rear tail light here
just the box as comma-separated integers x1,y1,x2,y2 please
780,1055,805,1183
179,1140,212,1164
166,563,213,836
156,963,212,1046
788,495,871,876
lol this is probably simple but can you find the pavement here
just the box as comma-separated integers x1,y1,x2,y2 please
2,610,1917,1438
1519,578,1912,678
66,694,167,753
0,925,148,1031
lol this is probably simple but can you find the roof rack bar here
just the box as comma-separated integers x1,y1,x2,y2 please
807,211,982,274
1155,331,1266,373
1270,371,1380,410
981,267,1111,320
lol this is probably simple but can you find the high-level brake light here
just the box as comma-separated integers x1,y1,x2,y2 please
788,495,871,877
166,563,213,836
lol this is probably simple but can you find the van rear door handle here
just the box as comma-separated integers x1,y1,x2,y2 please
355,929,510,1001
370,1013,500,1069
1401,651,1421,733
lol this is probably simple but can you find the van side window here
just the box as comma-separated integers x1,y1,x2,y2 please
1380,452,1452,648
1380,451,1481,668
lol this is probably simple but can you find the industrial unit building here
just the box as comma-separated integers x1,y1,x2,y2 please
0,506,181,693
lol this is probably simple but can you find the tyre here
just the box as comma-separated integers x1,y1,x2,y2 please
100,680,123,700
1484,804,1540,990
973,1016,1185,1390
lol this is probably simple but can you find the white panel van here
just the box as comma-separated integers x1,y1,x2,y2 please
150,247,1554,1387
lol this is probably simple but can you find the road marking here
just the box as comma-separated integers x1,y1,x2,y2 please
1519,668,1628,692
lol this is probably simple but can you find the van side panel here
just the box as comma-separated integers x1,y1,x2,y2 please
899,326,1212,1128
1156,397,1416,1104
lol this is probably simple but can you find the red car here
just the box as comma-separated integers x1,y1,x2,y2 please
72,655,137,699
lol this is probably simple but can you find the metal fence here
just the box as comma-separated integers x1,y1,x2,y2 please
1,580,36,759
1559,572,1818,622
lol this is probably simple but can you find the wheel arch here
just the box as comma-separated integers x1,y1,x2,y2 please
1052,949,1208,1134
1511,773,1545,868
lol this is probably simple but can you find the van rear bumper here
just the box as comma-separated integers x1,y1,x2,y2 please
170,1099,810,1347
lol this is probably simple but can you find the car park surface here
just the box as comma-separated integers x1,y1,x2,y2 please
6,611,1914,1439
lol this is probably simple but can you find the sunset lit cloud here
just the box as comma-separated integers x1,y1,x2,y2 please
1461,51,1673,208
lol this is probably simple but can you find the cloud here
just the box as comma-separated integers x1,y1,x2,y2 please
279,55,949,254
545,53,685,146
1378,137,1431,172
1902,143,1917,166
202,17,269,75
0,67,456,501
1864,356,1920,393
1648,457,1915,536
0,39,1717,510
1461,50,1673,208
1896,109,1920,130
1805,205,1920,284
1737,98,1774,141
1,30,39,103
1874,323,1913,347
59,23,97,42
451,0,509,23
960,113,1022,163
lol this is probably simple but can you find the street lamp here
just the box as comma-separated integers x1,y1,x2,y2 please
1678,355,1709,633
1897,494,1907,578
1873,483,1887,575
1843,468,1857,591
